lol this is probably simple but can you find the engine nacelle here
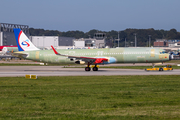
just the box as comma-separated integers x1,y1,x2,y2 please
2,47,8,54
75,60,85,64
169,52,174,60
70,58,76,61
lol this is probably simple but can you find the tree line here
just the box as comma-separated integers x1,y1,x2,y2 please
29,28,180,47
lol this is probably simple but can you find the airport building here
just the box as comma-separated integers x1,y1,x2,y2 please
0,23,106,49
94,33,106,48
59,37,75,46
154,39,180,48
30,36,59,48
73,33,106,48
0,23,29,46
30,36,75,49
154,39,168,47
0,23,76,49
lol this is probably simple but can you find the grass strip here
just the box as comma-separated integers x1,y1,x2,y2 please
0,75,180,119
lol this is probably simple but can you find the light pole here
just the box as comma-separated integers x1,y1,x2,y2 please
125,38,126,47
118,31,120,47
37,38,39,47
113,37,115,48
43,35,44,50
134,33,137,47
149,35,151,47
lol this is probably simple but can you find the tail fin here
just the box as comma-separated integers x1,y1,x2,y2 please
13,28,39,51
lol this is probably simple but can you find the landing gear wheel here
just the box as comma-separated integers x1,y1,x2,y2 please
93,67,98,71
85,67,91,71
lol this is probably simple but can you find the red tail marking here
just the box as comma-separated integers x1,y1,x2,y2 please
51,45,59,55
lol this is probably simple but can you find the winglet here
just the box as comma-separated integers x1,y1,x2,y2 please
51,45,60,55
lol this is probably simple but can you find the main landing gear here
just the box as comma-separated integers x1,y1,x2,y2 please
93,66,98,71
85,67,91,71
85,64,98,71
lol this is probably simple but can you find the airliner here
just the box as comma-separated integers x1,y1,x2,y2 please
13,28,172,71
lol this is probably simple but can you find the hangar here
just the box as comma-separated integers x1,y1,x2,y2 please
0,23,106,49
0,23,29,46
30,36,75,49
0,23,75,49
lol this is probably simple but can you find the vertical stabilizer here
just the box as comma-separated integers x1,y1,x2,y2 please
13,28,39,51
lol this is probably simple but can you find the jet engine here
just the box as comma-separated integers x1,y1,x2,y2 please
75,60,85,64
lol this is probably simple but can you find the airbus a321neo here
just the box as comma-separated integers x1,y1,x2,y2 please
13,28,173,71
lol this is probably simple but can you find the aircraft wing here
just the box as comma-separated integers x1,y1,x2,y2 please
51,46,108,64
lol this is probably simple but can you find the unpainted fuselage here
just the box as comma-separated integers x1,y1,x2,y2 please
16,47,170,64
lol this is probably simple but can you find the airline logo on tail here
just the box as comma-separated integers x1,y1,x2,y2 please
13,28,39,51
21,39,30,47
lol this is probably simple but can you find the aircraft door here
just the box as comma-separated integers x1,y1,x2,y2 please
35,51,40,60
150,49,155,57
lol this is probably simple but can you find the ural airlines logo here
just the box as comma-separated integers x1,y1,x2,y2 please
21,39,30,47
